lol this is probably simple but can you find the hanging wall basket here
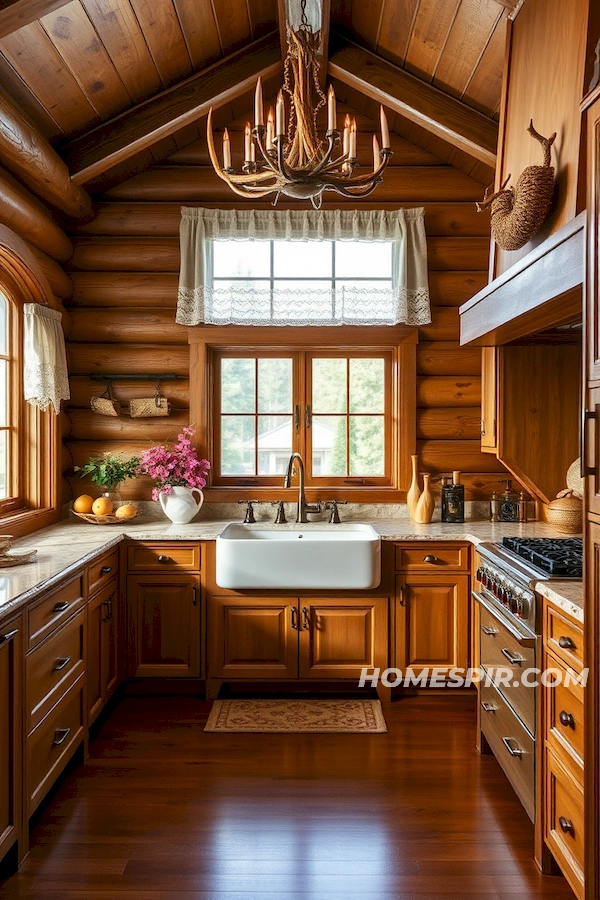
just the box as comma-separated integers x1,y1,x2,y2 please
477,120,556,251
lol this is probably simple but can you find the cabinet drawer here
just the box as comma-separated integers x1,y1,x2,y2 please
395,543,469,572
27,676,84,816
545,650,584,776
87,548,119,598
127,543,200,571
480,679,535,821
545,603,583,673
545,747,584,899
479,606,535,736
27,610,85,732
28,576,84,650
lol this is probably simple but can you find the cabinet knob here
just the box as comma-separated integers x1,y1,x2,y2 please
423,555,438,564
53,601,70,613
53,656,71,672
100,566,113,575
559,816,574,835
0,628,18,645
158,555,170,563
53,727,71,746
559,710,576,729
558,636,576,650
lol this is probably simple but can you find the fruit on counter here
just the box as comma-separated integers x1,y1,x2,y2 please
92,496,114,516
115,503,137,520
73,494,94,513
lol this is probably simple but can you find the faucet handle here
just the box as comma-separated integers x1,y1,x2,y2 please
271,501,287,524
324,500,347,524
238,500,259,524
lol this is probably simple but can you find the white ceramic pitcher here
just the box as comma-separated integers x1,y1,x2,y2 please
159,486,204,524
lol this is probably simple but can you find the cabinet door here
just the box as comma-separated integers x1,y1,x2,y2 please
208,597,298,679
396,575,469,676
298,597,389,679
585,387,600,517
587,96,600,382
481,347,498,453
102,582,120,702
127,575,200,678
0,616,22,862
87,591,104,725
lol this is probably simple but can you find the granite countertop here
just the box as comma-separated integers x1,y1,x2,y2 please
534,580,584,625
0,515,583,625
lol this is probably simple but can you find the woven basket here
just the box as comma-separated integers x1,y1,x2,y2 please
129,397,171,418
71,509,138,525
545,492,582,534
90,395,120,416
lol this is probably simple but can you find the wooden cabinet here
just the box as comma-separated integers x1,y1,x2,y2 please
396,574,469,676
87,580,120,725
127,574,201,677
208,595,389,682
480,346,498,453
587,95,600,383
0,615,23,865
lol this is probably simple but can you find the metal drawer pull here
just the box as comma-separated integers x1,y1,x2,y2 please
291,607,298,630
302,607,310,630
501,647,525,666
559,816,574,835
53,727,71,746
158,555,170,563
481,625,499,636
481,701,498,713
558,636,576,650
502,736,525,757
559,710,576,729
53,657,71,671
100,566,113,575
423,555,438,563
53,601,70,613
192,586,198,605
0,628,18,644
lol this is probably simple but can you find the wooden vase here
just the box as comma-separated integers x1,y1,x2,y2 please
407,455,421,519
414,473,435,524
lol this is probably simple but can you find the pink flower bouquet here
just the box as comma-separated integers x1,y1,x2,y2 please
138,428,210,501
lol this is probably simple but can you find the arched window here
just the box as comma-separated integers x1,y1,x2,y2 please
0,289,21,512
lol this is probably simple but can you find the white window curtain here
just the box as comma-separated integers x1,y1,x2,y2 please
23,303,70,414
177,207,431,326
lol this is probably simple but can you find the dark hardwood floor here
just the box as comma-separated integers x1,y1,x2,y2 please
0,693,575,899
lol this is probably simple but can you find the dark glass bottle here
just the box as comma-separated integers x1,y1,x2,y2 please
441,471,465,523
498,479,520,522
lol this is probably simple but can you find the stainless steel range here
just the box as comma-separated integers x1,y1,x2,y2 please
473,537,583,823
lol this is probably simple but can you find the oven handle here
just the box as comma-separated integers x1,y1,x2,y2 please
472,590,536,648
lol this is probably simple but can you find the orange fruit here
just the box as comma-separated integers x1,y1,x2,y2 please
115,503,136,520
92,496,114,516
73,494,94,514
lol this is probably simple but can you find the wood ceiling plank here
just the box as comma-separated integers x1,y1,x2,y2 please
40,0,132,120
246,0,278,40
129,0,192,88
375,0,420,67
64,31,281,184
0,0,72,39
211,0,252,54
433,0,503,99
80,0,162,103
328,36,498,166
350,0,384,50
172,0,221,69
461,10,506,116
404,0,461,82
0,20,100,135
0,56,63,139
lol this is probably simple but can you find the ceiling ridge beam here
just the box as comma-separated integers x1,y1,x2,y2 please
328,34,498,168
63,30,282,186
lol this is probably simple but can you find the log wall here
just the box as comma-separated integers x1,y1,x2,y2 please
64,106,507,501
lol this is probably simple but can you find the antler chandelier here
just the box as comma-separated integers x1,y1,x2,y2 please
207,2,392,208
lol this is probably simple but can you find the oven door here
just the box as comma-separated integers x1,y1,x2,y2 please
473,589,536,647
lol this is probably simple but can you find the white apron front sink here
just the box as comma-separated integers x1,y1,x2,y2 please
215,523,381,590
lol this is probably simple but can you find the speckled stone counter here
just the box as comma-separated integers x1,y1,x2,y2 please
534,580,584,624
0,514,581,625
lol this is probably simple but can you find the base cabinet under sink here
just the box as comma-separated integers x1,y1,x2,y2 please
207,595,389,682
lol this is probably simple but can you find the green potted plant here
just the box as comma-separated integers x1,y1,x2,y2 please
75,451,140,502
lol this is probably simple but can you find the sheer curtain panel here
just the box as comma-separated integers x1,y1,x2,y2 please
177,208,430,327
23,303,70,414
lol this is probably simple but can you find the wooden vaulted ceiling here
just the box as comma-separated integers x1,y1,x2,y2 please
0,0,511,188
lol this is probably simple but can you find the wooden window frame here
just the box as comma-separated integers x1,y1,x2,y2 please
189,326,417,503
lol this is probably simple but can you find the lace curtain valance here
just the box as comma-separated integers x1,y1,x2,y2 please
177,207,431,327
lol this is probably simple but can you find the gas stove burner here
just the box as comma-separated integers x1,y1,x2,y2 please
501,537,583,578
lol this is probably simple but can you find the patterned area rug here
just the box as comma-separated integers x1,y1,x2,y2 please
204,699,387,733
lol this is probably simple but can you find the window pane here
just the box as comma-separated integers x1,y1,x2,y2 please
350,417,385,476
273,240,332,278
221,416,255,475
312,416,346,476
213,241,270,277
0,430,7,499
258,416,292,474
312,358,346,413
350,358,385,413
0,360,8,427
258,358,292,413
335,241,393,278
221,358,255,413
0,294,6,355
